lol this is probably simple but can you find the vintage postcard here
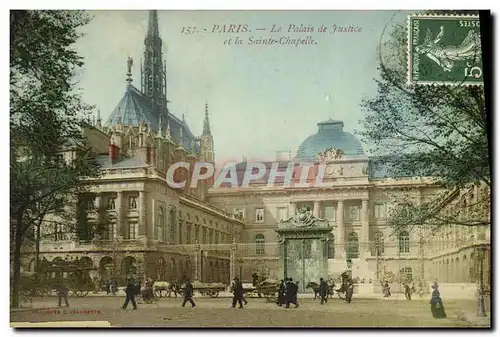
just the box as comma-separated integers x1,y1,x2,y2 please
10,9,491,328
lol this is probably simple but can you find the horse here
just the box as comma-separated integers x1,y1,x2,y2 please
306,281,321,299
153,280,181,298
306,281,336,299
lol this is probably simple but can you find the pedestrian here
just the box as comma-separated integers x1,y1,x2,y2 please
285,278,298,308
181,278,196,307
430,282,446,318
231,277,244,308
276,279,285,306
403,282,412,300
319,278,328,305
382,281,391,298
111,278,118,295
345,280,354,303
105,279,110,294
122,278,138,310
56,282,69,308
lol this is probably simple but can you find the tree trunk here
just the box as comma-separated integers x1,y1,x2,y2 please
35,222,41,270
11,213,24,308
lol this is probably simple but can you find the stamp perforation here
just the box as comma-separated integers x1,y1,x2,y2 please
407,13,483,87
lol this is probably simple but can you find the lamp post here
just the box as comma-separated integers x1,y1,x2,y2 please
376,248,381,280
238,258,244,280
476,245,487,317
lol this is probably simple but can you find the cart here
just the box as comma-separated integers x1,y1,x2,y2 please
180,281,227,298
255,279,279,303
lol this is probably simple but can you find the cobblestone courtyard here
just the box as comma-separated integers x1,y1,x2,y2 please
10,295,490,328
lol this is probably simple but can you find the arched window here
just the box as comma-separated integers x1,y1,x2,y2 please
347,232,359,259
169,208,176,244
373,231,384,254
255,234,265,255
327,233,335,259
398,231,410,253
157,206,165,241
400,267,412,282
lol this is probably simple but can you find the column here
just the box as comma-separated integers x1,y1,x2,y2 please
229,241,237,287
278,240,286,280
361,199,369,253
116,192,123,239
336,200,345,258
289,202,296,217
138,191,146,241
313,201,320,218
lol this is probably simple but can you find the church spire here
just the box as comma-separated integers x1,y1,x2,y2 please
203,101,211,136
147,10,159,39
142,10,166,117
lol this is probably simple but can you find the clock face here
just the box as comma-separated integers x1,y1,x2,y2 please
326,166,335,175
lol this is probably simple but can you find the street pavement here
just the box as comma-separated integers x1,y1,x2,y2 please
10,295,490,328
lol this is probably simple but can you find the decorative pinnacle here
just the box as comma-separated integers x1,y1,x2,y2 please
126,57,133,85
202,101,211,136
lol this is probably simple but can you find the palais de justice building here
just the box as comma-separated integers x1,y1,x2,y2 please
24,11,490,294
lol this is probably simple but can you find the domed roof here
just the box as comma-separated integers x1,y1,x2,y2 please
296,119,364,160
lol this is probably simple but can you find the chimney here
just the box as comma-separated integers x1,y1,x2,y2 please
108,143,119,165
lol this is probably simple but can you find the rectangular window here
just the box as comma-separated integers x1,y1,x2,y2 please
255,208,264,223
348,205,360,221
203,228,208,244
103,222,114,240
54,224,64,241
107,197,116,210
195,226,200,244
128,196,138,210
324,206,336,221
128,221,137,239
374,203,386,219
277,207,288,222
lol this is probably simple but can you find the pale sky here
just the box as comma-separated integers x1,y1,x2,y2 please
74,10,411,163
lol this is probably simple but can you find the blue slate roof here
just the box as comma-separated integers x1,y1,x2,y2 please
105,84,200,154
95,155,150,169
296,119,365,160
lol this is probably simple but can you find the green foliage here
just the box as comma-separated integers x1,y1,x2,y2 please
10,10,99,308
359,16,490,232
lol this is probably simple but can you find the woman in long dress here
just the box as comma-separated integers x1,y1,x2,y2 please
382,281,391,298
430,283,447,318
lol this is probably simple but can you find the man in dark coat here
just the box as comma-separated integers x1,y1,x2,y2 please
182,278,196,307
345,280,354,303
285,278,298,308
319,278,328,305
231,277,244,308
122,278,138,310
56,282,69,307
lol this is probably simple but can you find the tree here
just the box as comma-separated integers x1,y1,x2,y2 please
358,11,490,232
10,10,100,308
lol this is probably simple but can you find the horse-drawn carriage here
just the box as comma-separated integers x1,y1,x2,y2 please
20,258,95,298
255,279,280,302
153,280,181,298
306,271,353,300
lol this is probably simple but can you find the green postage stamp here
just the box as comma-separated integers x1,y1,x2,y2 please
408,14,483,86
